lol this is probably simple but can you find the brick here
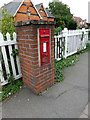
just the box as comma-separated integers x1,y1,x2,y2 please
16,23,55,94
31,44,38,49
51,45,54,49
23,44,29,48
36,77,53,86
51,41,55,45
18,31,25,35
22,47,27,51
36,71,53,80
34,86,45,93
29,36,37,40
19,40,26,43
32,53,38,57
35,79,54,90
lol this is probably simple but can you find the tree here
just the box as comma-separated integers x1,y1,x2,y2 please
0,8,16,40
67,19,77,30
55,15,65,29
47,1,77,29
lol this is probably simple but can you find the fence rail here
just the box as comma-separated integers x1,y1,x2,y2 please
0,32,22,86
55,28,88,60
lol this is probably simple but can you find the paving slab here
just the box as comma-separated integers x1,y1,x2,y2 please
80,113,88,118
83,105,88,115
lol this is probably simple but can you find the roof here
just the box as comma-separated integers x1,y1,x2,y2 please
35,3,42,11
0,0,54,19
35,3,55,18
45,9,55,18
73,16,83,22
0,0,42,19
1,0,23,17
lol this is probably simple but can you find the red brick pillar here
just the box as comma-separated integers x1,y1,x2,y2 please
15,20,55,93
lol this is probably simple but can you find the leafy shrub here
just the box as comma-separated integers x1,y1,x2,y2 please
1,79,23,101
86,43,90,49
55,54,79,82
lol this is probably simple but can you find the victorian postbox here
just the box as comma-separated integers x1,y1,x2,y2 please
15,20,55,93
39,28,50,66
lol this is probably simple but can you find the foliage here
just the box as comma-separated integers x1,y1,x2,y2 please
55,42,90,83
86,43,90,49
55,15,65,29
0,8,16,40
55,27,62,35
11,49,19,57
55,54,79,82
0,47,23,101
67,19,77,30
47,1,75,29
7,74,15,83
0,8,17,82
1,79,23,101
1,47,19,82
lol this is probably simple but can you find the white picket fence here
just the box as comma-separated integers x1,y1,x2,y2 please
55,28,89,61
0,32,22,86
0,29,89,85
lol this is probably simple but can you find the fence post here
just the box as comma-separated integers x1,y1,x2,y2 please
62,28,68,58
13,32,22,75
54,36,57,59
0,33,10,77
6,32,17,77
0,33,5,83
84,29,88,48
82,28,86,49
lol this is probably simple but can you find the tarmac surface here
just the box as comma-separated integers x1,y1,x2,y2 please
2,52,88,118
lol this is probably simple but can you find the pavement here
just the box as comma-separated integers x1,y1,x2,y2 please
1,52,89,118
80,103,89,118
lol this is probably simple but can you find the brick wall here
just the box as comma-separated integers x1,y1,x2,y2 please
15,20,55,93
